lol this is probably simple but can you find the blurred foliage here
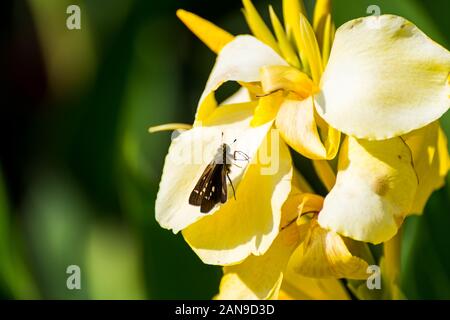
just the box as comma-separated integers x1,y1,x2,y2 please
1,0,449,299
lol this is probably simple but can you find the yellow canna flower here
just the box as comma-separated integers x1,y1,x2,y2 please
151,0,450,299
174,1,449,244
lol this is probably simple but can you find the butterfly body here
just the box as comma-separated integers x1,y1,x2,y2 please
189,143,234,213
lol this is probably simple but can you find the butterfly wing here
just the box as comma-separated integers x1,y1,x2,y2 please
200,164,224,213
189,144,234,213
220,166,228,203
189,160,216,206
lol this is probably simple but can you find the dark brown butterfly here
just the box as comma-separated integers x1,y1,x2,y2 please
189,142,248,213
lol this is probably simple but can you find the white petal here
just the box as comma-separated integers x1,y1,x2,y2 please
318,136,418,244
196,35,288,120
182,135,293,265
316,15,450,140
155,102,271,233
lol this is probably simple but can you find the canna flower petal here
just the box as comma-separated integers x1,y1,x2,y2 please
316,15,450,140
155,102,273,234
275,97,340,160
255,65,340,160
242,0,279,53
285,193,369,280
260,65,318,99
214,223,299,300
313,0,332,47
196,35,288,121
404,122,450,215
148,123,192,133
279,268,350,300
176,9,233,54
312,160,336,191
268,6,301,68
251,91,285,127
182,131,293,265
320,14,334,66
213,183,317,299
282,0,308,70
298,13,324,84
290,218,369,280
318,136,418,244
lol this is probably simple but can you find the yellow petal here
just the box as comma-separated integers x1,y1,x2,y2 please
182,134,293,265
312,160,336,191
260,65,318,99
298,13,324,84
318,136,418,244
282,0,307,39
321,14,334,66
282,0,308,71
280,192,322,232
317,15,450,140
196,35,288,122
148,123,192,133
279,169,314,227
155,102,271,233
176,9,233,54
242,0,279,53
404,122,450,215
275,97,340,160
214,223,299,300
195,92,217,122
281,262,350,299
251,90,284,127
291,219,369,280
292,168,314,194
298,193,324,215
313,0,332,48
268,6,301,68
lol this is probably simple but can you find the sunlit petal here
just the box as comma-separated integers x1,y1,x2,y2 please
196,35,287,121
281,262,350,300
291,219,369,279
404,122,450,214
182,133,292,265
214,223,299,299
155,102,272,234
176,9,234,54
318,136,418,244
242,0,279,53
317,15,450,140
275,97,340,160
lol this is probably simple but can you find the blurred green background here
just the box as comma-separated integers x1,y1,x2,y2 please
1,0,449,299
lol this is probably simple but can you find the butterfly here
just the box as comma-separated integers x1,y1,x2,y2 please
189,141,249,213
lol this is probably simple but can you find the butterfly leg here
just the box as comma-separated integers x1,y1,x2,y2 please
233,150,250,162
226,172,236,200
